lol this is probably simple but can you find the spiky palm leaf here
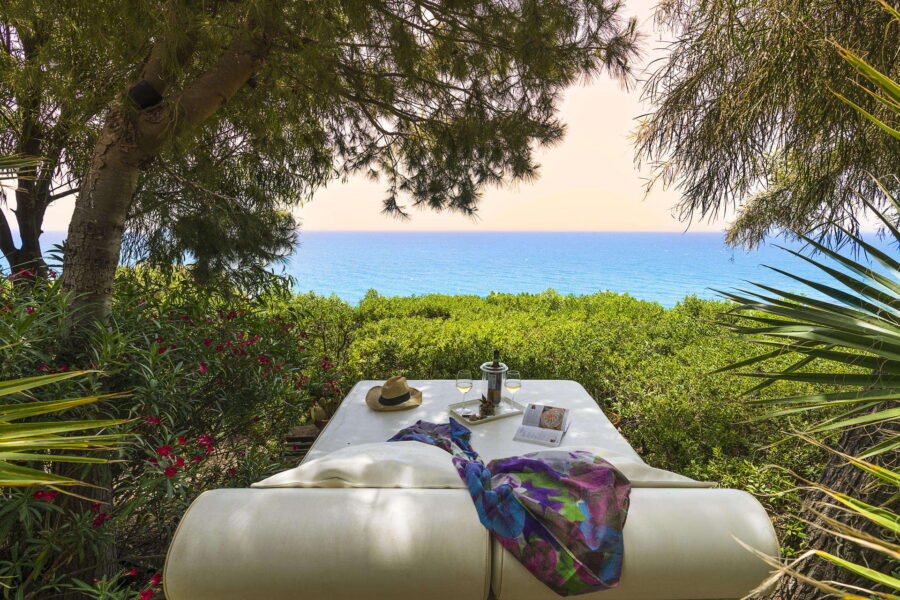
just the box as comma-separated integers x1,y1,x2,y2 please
715,187,900,459
0,370,129,488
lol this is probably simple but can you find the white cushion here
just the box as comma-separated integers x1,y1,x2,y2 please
558,446,715,488
253,441,713,490
251,441,465,489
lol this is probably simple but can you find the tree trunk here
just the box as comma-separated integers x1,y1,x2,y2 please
59,108,143,334
769,412,896,600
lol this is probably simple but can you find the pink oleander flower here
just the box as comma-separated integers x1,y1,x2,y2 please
176,436,187,444
173,456,185,467
32,490,58,501
199,362,208,373
227,468,237,475
25,306,35,314
156,445,172,457
149,573,162,586
215,345,224,352
92,513,112,527
90,502,102,512
126,568,139,576
164,466,178,478
157,347,166,354
203,339,212,346
190,455,204,463
257,356,269,363
144,416,161,424
154,337,164,343
139,590,155,600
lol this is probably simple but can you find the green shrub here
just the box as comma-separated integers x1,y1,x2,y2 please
1,280,836,596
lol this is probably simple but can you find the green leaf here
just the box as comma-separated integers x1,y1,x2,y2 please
815,551,900,590
0,393,125,422
0,371,97,398
0,460,85,487
1,419,128,438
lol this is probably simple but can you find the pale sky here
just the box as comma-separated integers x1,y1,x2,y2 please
32,0,727,234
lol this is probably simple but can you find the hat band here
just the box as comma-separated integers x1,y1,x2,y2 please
379,391,411,406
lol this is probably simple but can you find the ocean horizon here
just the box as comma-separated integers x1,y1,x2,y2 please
30,230,891,308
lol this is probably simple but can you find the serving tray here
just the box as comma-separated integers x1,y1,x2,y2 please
448,397,525,425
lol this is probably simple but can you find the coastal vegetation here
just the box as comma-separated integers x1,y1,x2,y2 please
0,270,840,597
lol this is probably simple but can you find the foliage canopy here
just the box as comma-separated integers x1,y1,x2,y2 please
637,0,900,248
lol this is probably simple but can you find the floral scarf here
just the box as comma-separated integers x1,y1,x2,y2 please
387,419,631,596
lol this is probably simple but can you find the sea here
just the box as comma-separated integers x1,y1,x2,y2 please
37,230,891,308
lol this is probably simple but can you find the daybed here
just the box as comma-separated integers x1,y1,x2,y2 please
164,380,778,600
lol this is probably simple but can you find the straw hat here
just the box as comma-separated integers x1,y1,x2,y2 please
365,376,422,411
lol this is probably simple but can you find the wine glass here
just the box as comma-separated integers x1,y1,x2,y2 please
456,370,473,401
505,371,522,401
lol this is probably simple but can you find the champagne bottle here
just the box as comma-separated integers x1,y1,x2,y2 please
486,349,503,405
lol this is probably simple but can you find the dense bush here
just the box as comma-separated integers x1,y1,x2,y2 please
0,271,340,599
1,278,837,597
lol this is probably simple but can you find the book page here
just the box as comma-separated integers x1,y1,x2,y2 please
515,404,570,446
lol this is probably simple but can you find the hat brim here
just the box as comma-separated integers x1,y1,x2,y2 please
365,385,423,411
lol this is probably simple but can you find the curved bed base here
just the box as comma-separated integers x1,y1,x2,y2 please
164,487,777,600
163,488,492,600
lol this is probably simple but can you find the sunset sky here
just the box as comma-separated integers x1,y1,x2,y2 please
30,0,729,235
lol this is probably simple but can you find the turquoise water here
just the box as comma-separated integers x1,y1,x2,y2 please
283,231,892,307
34,230,891,307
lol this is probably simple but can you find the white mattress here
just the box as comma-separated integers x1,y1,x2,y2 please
305,379,643,463
164,380,779,600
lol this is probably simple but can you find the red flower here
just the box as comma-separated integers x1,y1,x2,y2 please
190,455,204,463
150,573,162,586
227,468,237,475
173,456,185,467
156,445,172,457
32,490,56,500
25,306,35,314
127,568,139,576
180,315,190,322
157,347,166,354
203,339,212,346
144,416,161,424
257,356,269,364
168,344,176,350
227,311,237,319
164,466,178,478
148,457,158,465
90,502,102,512
196,434,214,447
140,590,155,600
92,513,112,527
58,364,69,372
154,337,165,343
215,345,224,352
198,362,208,373
176,436,187,444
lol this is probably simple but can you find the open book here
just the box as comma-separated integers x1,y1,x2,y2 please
513,403,571,447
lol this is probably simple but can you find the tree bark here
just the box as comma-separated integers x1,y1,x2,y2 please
59,109,144,331
59,23,271,336
769,411,896,600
